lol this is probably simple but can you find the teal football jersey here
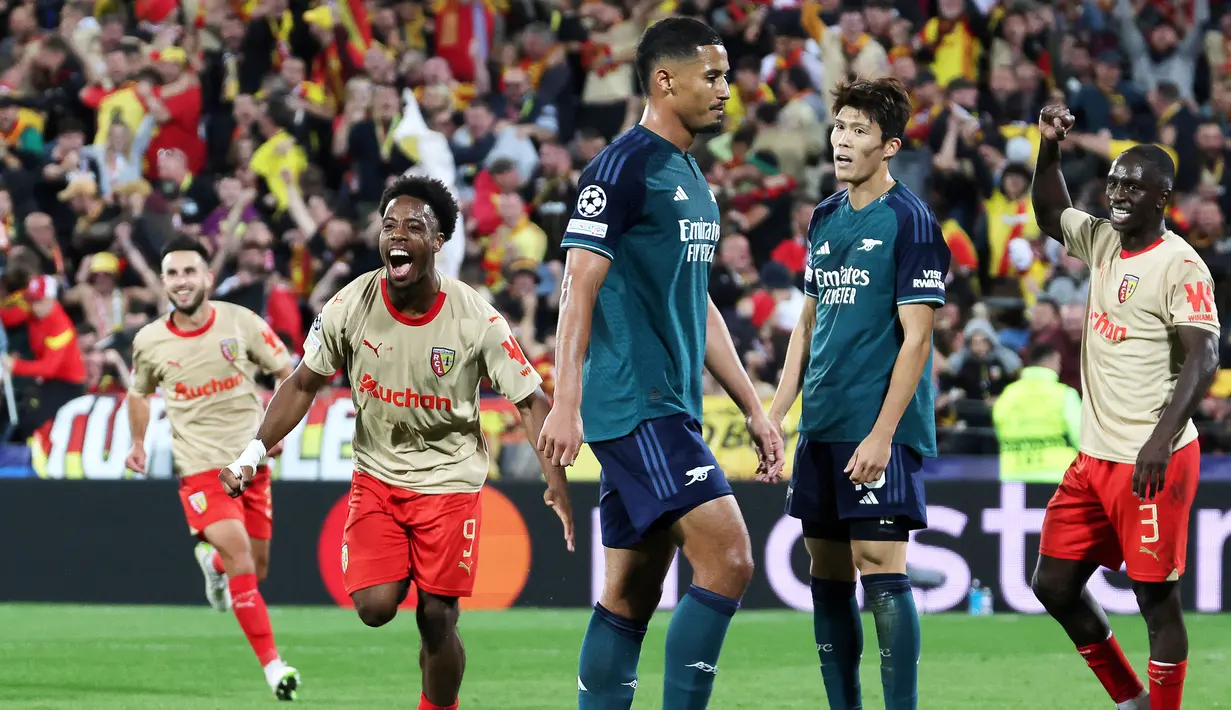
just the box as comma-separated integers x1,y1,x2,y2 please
801,183,950,457
560,125,719,442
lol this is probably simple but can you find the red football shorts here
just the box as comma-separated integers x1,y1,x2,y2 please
1040,441,1200,582
178,466,273,540
341,471,482,598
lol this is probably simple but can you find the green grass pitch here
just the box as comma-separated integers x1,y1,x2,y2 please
2,605,1230,708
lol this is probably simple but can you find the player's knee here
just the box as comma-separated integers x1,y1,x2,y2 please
1133,581,1181,622
354,598,398,627
711,546,755,592
254,559,269,583
733,550,756,590
416,593,459,647
352,586,402,627
217,549,256,578
1030,568,1073,609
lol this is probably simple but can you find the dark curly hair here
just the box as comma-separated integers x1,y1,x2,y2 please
378,175,459,242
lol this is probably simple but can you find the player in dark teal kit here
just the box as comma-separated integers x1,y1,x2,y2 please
766,78,950,710
538,17,784,710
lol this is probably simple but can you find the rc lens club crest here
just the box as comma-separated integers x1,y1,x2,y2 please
431,347,456,377
220,338,240,361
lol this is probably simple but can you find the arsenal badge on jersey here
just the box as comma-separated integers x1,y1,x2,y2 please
219,338,240,361
1119,274,1140,303
431,347,456,377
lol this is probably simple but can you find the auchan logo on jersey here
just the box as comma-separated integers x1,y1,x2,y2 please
172,373,245,400
358,373,453,411
1089,310,1128,343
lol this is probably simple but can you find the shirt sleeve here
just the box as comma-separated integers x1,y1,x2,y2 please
559,143,648,260
301,298,348,376
480,315,543,404
244,309,293,374
1058,207,1103,264
802,201,832,299
1166,256,1221,333
128,334,159,396
894,207,951,307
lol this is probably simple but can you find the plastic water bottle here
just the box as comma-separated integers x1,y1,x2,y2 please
980,586,995,616
968,580,986,615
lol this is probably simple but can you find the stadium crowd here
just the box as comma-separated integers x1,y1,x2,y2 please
0,0,1230,455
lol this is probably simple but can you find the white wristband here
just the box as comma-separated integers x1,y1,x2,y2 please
229,439,267,474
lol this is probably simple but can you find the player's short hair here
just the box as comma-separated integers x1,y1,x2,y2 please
159,236,210,265
378,175,459,242
1119,144,1176,192
634,17,723,95
1026,342,1060,367
830,77,912,142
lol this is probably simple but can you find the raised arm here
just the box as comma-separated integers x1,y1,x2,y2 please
1032,105,1077,245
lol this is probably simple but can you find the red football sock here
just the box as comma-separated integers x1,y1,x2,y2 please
211,550,225,574
229,573,280,666
1148,659,1187,710
1077,635,1144,703
418,693,458,710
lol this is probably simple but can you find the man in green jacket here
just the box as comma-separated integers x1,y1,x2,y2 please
993,342,1082,482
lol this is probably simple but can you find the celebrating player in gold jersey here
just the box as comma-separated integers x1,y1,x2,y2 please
1030,105,1221,710
222,175,574,710
125,237,301,700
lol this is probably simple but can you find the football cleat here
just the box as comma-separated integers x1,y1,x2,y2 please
265,662,301,701
193,542,230,612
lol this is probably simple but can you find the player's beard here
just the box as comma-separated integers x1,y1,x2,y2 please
691,105,726,135
171,288,206,316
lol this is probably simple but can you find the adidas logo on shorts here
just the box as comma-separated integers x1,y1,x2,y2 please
858,491,879,505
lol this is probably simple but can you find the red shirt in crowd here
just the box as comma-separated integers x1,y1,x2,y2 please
0,276,86,384
144,83,206,177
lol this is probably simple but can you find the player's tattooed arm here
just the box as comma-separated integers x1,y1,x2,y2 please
221,362,330,497
704,296,785,481
1135,326,1219,500
1033,105,1077,244
516,388,575,552
539,249,610,467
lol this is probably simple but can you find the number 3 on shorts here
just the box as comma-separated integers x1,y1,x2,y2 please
1139,503,1159,544
462,518,477,558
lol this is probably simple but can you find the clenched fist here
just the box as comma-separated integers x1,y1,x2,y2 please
1038,105,1076,142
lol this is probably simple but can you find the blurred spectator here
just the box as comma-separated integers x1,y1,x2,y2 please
1027,297,1081,392
993,342,1082,483
0,246,86,439
946,318,1021,423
